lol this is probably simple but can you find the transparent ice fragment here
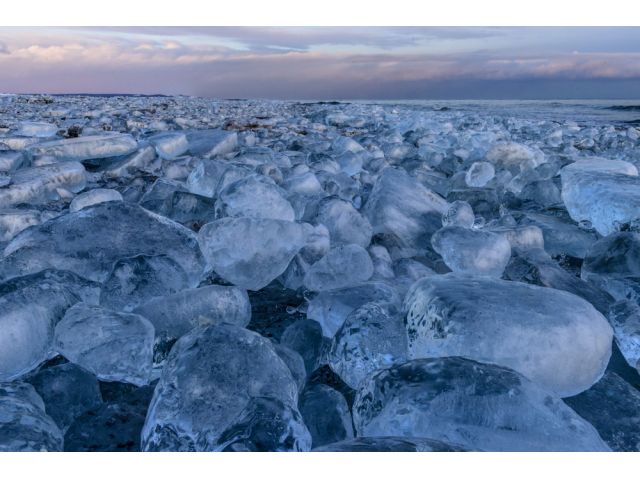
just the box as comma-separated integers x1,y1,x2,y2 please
353,357,609,451
431,226,511,277
69,188,122,212
330,302,408,389
403,274,613,396
133,285,251,343
299,384,353,448
141,324,302,451
28,134,137,162
198,217,318,290
303,244,374,292
0,161,86,208
1,202,204,284
54,304,155,386
0,382,63,452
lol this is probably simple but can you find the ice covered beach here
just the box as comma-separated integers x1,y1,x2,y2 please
1,94,640,452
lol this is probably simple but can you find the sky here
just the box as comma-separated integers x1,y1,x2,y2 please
0,26,639,99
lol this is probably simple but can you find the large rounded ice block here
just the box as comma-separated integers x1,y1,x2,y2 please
353,357,610,451
198,217,319,291
141,324,309,451
403,274,613,396
0,202,205,284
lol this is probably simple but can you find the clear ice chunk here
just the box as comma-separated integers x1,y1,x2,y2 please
307,281,402,338
582,232,640,303
0,382,63,451
99,254,191,312
314,197,372,248
197,217,318,290
403,274,613,396
565,371,640,452
28,134,138,162
465,161,495,187
431,226,512,277
299,384,353,448
303,244,374,292
26,363,103,433
353,357,609,451
133,285,251,342
69,188,122,212
147,132,189,160
561,160,640,236
330,302,408,389
0,161,86,208
0,271,83,381
54,303,155,386
216,174,295,221
14,121,58,138
141,324,304,451
0,202,205,284
363,168,448,259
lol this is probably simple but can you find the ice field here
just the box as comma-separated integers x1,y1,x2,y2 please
0,94,640,451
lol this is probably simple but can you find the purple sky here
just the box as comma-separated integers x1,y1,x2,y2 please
0,27,639,99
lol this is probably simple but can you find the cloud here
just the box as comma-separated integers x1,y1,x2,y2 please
0,27,639,98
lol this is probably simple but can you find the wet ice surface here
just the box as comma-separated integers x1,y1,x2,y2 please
0,94,639,451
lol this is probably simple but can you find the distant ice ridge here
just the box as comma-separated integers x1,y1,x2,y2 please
0,94,638,451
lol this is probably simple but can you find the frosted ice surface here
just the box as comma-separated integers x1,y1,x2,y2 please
69,188,122,212
141,324,304,451
54,303,155,386
330,302,408,388
198,217,318,290
0,271,83,381
353,357,610,451
0,161,86,207
0,382,63,451
431,226,511,277
403,274,613,396
133,285,251,343
303,244,374,291
0,202,204,284
363,168,448,259
27,134,137,162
